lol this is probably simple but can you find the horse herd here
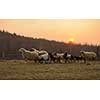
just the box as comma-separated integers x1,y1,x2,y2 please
18,48,97,64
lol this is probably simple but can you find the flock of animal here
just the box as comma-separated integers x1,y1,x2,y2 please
18,48,97,64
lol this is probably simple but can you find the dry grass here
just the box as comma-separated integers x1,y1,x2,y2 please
0,60,100,80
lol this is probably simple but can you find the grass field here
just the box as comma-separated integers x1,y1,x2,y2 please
0,60,100,80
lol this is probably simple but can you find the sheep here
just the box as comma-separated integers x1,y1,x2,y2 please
19,48,40,62
80,51,97,63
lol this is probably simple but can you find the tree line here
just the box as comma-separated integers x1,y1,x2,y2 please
0,30,100,59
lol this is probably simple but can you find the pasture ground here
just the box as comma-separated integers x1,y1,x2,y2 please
0,60,100,80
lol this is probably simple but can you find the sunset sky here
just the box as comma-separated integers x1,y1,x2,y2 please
0,19,100,45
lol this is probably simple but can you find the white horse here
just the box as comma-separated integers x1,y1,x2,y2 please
30,48,49,63
19,48,40,62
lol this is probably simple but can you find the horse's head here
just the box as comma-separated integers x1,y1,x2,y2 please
18,48,26,53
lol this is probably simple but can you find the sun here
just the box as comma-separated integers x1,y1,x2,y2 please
68,37,75,43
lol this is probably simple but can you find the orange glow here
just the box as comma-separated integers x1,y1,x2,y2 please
68,37,75,44
0,19,100,45
68,38,75,43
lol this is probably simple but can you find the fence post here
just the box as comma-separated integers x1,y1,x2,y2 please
96,46,99,60
2,51,5,59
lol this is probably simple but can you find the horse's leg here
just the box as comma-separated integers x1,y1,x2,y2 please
84,58,86,63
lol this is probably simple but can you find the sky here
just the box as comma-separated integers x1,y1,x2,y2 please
0,19,100,45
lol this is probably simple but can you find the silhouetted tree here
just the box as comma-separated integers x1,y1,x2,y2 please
0,30,100,59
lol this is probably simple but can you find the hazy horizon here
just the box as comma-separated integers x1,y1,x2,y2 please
0,19,100,45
